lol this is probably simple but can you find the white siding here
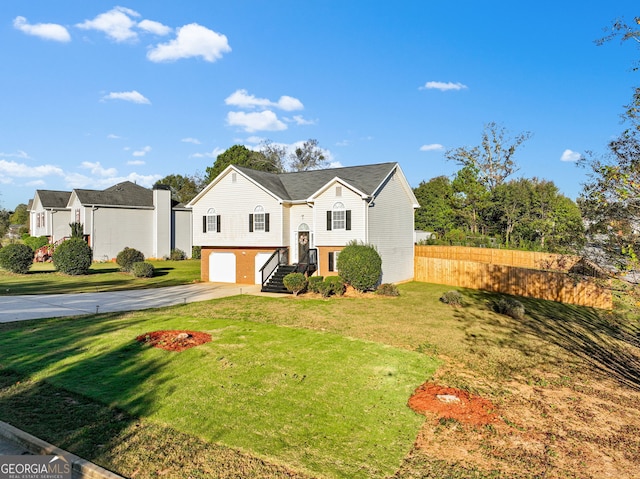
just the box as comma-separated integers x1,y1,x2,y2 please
172,209,193,257
91,207,154,261
313,182,366,246
192,170,282,247
368,169,416,283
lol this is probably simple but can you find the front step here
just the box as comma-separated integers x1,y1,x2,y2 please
261,265,297,293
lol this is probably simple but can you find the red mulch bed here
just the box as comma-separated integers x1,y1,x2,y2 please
408,382,501,426
135,330,212,352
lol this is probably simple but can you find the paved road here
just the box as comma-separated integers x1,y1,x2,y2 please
0,283,261,323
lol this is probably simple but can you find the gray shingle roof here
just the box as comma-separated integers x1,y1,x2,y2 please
235,162,398,201
35,190,72,209
73,181,153,207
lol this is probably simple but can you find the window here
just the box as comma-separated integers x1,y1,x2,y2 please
326,202,351,231
328,251,340,272
203,208,221,233
75,209,80,223
249,206,270,232
336,186,342,197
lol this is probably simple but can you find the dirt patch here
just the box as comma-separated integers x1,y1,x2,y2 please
136,330,212,352
408,382,500,426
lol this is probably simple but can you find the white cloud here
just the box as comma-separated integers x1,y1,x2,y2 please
13,16,71,42
107,134,122,140
225,89,303,111
420,81,468,91
102,90,151,104
420,143,444,151
0,150,31,160
76,6,140,42
288,115,316,126
0,159,64,178
26,180,46,187
127,160,145,166
133,146,152,157
227,111,287,133
190,147,225,159
181,137,202,145
66,172,162,190
561,149,581,162
80,161,117,177
138,19,171,36
147,23,231,62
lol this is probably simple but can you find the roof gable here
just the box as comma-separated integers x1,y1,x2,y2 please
34,190,72,209
73,181,153,207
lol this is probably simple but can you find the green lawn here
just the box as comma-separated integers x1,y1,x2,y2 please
0,302,438,478
0,259,201,295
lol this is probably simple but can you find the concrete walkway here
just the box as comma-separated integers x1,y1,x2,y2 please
0,283,262,322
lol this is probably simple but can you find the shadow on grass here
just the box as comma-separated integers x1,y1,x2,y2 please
460,290,640,390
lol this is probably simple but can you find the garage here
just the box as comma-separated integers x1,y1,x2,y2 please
209,252,236,283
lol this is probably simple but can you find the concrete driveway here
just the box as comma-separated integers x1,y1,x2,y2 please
0,283,261,323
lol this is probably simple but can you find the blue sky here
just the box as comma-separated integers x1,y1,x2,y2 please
1,1,639,210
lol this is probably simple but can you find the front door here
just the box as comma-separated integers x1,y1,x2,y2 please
298,231,310,266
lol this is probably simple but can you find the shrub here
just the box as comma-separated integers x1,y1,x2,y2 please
440,290,463,306
495,297,526,320
0,243,34,274
22,235,49,252
325,276,345,296
52,238,92,275
116,247,145,272
376,283,400,297
336,241,382,292
131,261,155,278
170,248,187,261
307,275,324,293
316,280,333,298
192,246,202,260
283,272,307,296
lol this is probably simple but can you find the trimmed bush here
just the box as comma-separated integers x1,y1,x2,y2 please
116,247,145,272
0,243,34,274
376,283,400,297
192,246,202,260
495,297,526,320
316,280,333,298
440,290,463,306
307,275,324,293
170,249,187,261
283,272,307,296
52,238,92,275
131,261,155,278
336,241,382,292
325,276,345,296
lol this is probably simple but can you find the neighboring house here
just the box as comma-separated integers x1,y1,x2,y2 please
187,162,419,287
29,182,192,261
29,190,72,243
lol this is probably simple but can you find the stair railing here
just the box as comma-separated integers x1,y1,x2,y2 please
296,248,318,275
260,247,289,287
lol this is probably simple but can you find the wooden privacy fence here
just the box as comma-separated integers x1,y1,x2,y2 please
414,246,612,309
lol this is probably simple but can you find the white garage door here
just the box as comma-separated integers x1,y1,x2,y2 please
254,253,272,285
209,252,236,283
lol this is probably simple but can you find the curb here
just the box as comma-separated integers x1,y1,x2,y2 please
0,421,125,479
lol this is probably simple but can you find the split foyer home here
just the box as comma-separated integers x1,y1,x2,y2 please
187,162,419,288
29,182,192,261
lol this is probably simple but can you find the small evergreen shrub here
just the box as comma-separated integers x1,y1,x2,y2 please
283,272,307,296
376,283,400,297
316,280,334,298
495,297,526,320
440,290,463,306
131,261,155,278
116,247,145,272
192,246,202,260
52,238,92,275
325,276,345,296
307,275,324,293
336,241,382,292
170,248,187,261
0,243,34,274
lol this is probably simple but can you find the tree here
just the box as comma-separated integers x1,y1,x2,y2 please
154,173,204,204
596,16,640,71
413,176,456,235
9,204,29,226
258,140,286,173
204,145,282,184
288,139,328,171
490,178,533,247
451,164,491,235
445,122,532,191
0,209,10,239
